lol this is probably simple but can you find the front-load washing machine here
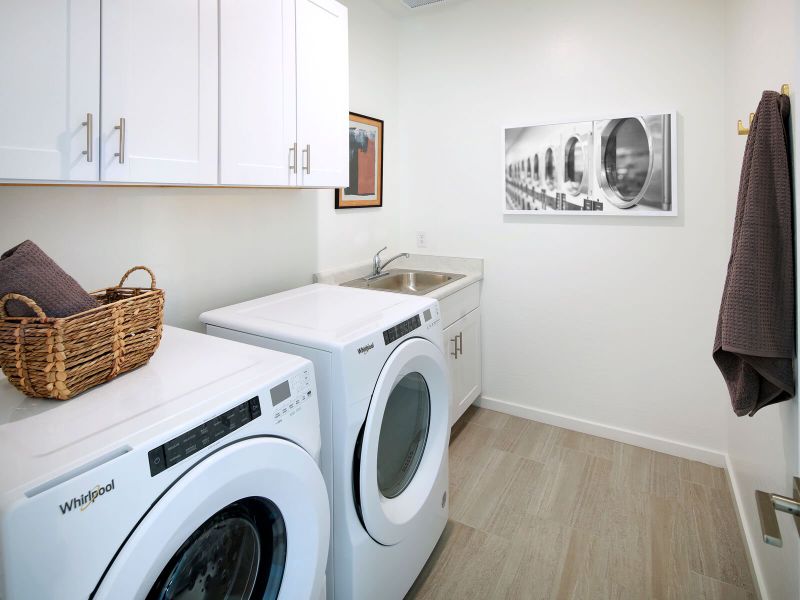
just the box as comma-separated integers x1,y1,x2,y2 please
593,114,671,212
543,140,561,208
201,284,450,600
561,122,595,211
0,326,329,600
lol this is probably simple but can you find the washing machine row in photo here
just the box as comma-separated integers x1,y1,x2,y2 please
504,113,673,214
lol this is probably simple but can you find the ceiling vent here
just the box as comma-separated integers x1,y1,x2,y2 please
401,0,446,8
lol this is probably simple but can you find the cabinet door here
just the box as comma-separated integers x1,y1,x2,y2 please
220,0,296,186
101,0,218,184
454,308,482,423
443,320,461,427
0,0,100,181
295,0,349,187
445,308,482,426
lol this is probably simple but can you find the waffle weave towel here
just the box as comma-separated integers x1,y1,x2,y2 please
713,90,794,417
0,240,98,318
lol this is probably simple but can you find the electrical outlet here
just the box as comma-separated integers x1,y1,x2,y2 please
416,231,427,248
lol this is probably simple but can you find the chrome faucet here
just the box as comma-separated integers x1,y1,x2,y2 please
369,247,409,279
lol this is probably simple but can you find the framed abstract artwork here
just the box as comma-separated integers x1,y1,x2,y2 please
336,112,384,209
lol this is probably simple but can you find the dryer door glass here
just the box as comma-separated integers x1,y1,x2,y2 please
377,371,431,498
147,498,287,600
545,148,556,189
564,136,584,193
604,118,649,201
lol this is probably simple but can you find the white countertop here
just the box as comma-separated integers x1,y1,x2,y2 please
313,254,483,300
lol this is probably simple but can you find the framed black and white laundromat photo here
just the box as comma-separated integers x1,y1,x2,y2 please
504,112,678,216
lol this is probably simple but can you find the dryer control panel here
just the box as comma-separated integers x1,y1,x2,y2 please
271,369,313,424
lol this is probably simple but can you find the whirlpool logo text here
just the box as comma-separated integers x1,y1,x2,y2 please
59,479,115,515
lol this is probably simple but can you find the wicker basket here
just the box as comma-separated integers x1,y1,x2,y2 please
0,266,164,400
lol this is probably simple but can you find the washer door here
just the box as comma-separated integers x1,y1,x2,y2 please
563,134,589,196
357,338,449,546
544,147,557,190
94,438,329,600
596,117,654,208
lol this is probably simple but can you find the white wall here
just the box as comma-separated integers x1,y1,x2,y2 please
0,186,320,331
0,0,401,330
723,1,799,598
394,0,731,454
316,0,404,271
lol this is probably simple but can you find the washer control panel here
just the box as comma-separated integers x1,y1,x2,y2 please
147,396,262,476
272,368,312,425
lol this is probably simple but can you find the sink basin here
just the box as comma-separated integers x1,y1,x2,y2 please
342,269,465,296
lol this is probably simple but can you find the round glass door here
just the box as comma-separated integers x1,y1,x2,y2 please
545,147,556,189
147,498,287,600
564,136,585,195
356,338,449,546
376,372,431,499
603,118,651,202
94,438,329,600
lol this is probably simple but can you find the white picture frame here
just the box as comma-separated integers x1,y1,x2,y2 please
503,110,679,217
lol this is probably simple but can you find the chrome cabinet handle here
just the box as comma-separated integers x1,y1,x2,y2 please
302,144,311,174
81,113,93,162
114,117,126,164
450,337,459,359
457,332,464,357
289,143,298,174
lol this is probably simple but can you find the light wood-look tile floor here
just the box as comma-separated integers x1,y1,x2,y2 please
406,406,756,600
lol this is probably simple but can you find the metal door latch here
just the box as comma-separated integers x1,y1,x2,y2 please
755,477,800,547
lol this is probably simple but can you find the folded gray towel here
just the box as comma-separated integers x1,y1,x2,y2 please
0,240,98,318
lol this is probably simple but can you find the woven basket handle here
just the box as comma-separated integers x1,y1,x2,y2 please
0,293,47,319
118,266,157,289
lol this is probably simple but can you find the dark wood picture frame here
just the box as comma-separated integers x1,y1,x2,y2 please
335,112,384,209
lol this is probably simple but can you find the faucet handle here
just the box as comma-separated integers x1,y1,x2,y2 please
375,246,387,257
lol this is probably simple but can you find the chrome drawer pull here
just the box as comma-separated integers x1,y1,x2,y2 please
114,117,126,164
81,113,93,162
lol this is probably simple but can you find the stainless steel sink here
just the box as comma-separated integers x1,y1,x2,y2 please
342,269,465,296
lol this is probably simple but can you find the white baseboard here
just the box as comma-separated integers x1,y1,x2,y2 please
476,396,727,467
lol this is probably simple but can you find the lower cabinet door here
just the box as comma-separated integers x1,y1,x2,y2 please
444,307,482,426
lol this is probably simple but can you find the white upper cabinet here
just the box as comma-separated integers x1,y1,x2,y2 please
220,0,297,186
0,0,100,181
296,0,349,187
0,0,347,187
101,0,219,184
221,0,348,188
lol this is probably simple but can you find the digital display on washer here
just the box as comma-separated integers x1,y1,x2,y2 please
270,380,291,407
383,314,422,345
147,396,262,476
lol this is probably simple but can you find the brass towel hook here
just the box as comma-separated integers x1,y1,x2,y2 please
738,83,791,135
737,113,754,136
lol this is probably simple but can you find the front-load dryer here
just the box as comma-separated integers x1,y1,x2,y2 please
0,326,329,600
201,284,450,600
543,139,562,208
593,114,671,212
561,122,595,211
